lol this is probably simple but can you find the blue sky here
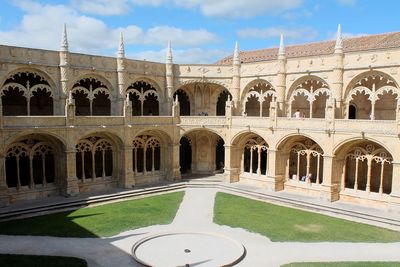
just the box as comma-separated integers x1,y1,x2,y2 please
0,0,399,63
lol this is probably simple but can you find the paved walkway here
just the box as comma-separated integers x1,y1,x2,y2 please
1,187,400,266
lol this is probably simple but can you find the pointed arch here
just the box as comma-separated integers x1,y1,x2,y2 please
287,75,330,118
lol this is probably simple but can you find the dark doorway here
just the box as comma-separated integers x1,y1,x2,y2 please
215,138,225,172
174,90,190,116
179,136,192,173
349,104,356,119
216,90,231,116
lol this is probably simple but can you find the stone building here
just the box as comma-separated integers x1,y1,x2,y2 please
1,25,400,212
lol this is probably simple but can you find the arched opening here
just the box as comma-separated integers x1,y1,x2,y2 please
174,89,190,116
215,138,225,172
288,78,330,118
245,95,260,116
1,71,54,116
243,81,276,117
75,136,114,180
231,133,269,182
345,72,399,120
5,135,63,195
1,86,27,115
92,91,111,116
127,81,160,116
313,92,328,118
216,90,231,116
179,136,192,174
30,88,53,115
72,77,111,116
338,141,393,195
132,136,161,175
73,90,90,116
348,104,357,119
349,92,371,120
375,92,397,120
278,136,324,184
291,93,310,118
143,93,159,116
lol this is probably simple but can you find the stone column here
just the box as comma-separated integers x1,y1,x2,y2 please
267,149,285,191
276,37,287,117
168,142,181,181
224,145,240,182
120,145,134,188
320,155,339,202
389,161,400,214
0,152,9,207
232,42,241,115
166,42,174,116
59,24,70,116
63,149,79,197
333,24,344,118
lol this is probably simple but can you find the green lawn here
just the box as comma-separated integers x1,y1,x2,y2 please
282,262,400,267
0,191,184,237
0,254,87,267
214,192,400,242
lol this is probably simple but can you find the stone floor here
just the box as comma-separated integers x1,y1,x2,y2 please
1,182,400,266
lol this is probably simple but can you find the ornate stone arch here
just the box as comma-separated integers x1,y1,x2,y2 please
343,71,399,120
287,75,330,118
0,67,58,97
130,77,163,100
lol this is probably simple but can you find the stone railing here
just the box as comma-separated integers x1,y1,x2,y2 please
126,116,174,125
74,116,124,126
231,116,274,128
276,118,327,130
335,119,397,135
179,116,228,127
2,116,66,127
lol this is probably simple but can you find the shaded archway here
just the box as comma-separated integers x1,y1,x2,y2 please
334,140,393,196
5,133,65,201
230,132,269,182
174,89,190,116
180,130,224,176
179,136,192,174
72,77,111,116
278,135,324,184
215,138,225,172
127,81,160,116
242,80,276,117
288,77,330,118
344,72,399,120
216,90,232,116
1,71,54,115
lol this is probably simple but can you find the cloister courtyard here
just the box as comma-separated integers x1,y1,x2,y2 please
0,176,400,267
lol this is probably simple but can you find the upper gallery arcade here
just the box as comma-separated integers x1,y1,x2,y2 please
1,24,400,213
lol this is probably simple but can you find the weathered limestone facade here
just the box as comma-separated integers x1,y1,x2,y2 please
1,26,400,213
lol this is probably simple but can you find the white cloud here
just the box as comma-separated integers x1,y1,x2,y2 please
132,48,229,64
71,0,131,16
0,1,219,56
68,0,303,18
174,0,303,18
237,26,318,41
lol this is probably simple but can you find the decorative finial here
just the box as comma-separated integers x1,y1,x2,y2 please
278,33,285,57
61,23,69,52
118,32,125,58
335,24,343,51
233,41,240,65
166,41,173,64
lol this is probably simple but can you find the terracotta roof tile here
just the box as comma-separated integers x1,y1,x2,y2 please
216,32,400,65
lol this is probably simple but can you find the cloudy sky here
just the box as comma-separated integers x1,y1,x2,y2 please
0,0,398,63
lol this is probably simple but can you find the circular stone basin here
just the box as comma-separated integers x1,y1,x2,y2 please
132,232,246,267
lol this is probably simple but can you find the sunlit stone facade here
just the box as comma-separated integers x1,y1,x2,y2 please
1,26,400,212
